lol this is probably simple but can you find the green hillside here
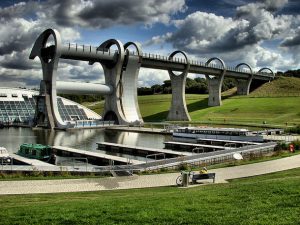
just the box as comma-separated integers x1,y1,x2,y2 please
250,76,300,97
84,77,300,128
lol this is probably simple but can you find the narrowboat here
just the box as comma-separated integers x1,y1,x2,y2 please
17,143,52,160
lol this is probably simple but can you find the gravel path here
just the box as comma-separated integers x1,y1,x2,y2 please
1,154,299,195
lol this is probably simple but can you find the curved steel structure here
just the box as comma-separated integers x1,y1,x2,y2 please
96,39,127,124
29,29,275,128
205,57,226,106
56,81,113,95
124,42,142,57
167,50,191,121
235,63,253,95
121,41,144,124
91,39,144,125
258,67,275,79
29,29,68,129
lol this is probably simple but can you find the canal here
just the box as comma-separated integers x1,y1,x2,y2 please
0,127,172,161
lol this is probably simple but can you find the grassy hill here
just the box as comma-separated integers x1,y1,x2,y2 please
84,77,300,128
250,76,300,97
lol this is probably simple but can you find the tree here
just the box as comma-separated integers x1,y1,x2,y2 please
151,84,163,94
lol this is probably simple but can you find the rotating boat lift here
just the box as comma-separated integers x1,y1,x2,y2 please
30,29,274,129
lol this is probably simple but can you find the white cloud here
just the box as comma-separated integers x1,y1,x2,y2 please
138,68,169,87
145,0,299,73
39,0,187,28
0,0,188,88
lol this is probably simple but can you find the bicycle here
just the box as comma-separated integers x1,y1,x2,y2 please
176,171,195,186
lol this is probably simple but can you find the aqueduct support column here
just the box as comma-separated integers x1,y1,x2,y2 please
29,29,69,129
235,63,253,95
93,40,143,125
167,51,191,121
205,57,226,106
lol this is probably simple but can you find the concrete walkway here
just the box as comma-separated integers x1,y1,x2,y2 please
0,154,300,195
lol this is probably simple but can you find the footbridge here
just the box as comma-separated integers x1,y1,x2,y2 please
30,29,274,129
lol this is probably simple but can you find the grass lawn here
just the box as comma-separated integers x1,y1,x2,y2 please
188,96,300,126
84,94,300,127
82,77,300,128
0,168,300,225
140,94,300,127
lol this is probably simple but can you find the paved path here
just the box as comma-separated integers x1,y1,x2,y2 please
0,154,299,195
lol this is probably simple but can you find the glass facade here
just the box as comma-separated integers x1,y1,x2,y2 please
57,98,89,121
0,88,101,125
0,97,36,123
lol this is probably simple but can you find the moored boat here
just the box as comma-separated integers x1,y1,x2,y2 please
0,147,11,164
173,126,264,142
17,143,52,160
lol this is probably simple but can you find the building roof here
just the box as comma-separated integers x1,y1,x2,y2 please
0,87,101,123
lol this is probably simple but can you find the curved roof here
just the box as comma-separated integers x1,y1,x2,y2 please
0,87,101,123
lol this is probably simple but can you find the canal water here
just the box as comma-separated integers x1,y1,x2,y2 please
0,127,171,161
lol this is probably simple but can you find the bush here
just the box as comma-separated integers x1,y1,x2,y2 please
275,141,288,151
178,163,190,171
0,172,7,178
285,126,300,134
291,140,300,150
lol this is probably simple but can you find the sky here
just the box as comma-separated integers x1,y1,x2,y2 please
0,0,300,88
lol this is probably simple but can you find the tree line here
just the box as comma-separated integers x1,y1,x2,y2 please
138,77,237,95
277,69,300,78
59,94,104,104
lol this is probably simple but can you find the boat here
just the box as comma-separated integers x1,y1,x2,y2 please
0,147,11,164
172,127,264,142
17,143,52,160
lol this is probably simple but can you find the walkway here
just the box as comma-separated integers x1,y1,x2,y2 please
10,154,58,167
0,154,299,195
53,146,144,165
106,126,169,134
97,142,193,157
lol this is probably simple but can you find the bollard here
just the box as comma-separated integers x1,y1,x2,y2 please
182,171,189,187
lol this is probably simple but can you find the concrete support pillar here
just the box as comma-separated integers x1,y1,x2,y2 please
29,29,69,129
205,57,226,106
167,51,191,121
236,79,251,95
96,40,143,125
235,63,253,95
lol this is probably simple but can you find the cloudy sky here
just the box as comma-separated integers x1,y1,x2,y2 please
0,0,299,88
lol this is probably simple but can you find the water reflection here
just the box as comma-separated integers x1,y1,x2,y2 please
0,127,171,161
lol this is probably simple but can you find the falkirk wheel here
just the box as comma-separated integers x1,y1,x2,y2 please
30,29,274,129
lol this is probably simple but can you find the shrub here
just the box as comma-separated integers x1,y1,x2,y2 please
275,141,288,151
178,163,190,171
285,126,300,134
0,172,7,178
291,140,300,150
31,167,43,177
